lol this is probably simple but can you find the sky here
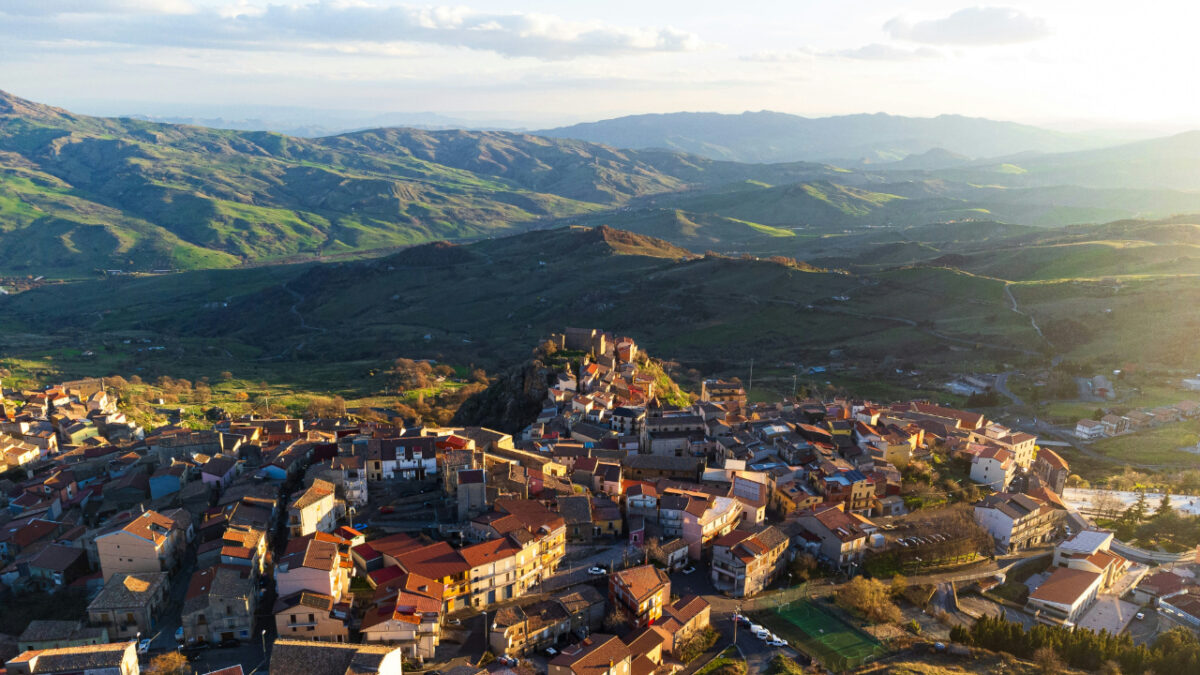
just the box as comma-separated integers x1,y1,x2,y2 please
1,1,1197,130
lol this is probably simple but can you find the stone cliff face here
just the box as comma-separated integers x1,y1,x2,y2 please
451,353,556,433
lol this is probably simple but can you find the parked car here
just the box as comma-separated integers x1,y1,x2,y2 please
755,630,772,640
544,647,558,657
137,639,152,655
1136,612,1146,620
748,623,765,635
682,566,696,575
733,614,750,625
218,638,240,649
448,618,462,625
177,644,208,661
380,506,395,514
174,627,184,643
767,637,788,647
588,566,607,576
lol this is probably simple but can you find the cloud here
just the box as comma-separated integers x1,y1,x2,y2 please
885,6,1050,46
833,44,941,61
0,1,703,60
742,44,938,63
0,0,195,15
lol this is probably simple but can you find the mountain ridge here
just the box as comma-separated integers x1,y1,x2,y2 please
535,110,1110,163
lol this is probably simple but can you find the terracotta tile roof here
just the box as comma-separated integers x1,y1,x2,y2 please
622,625,668,656
1029,567,1101,607
395,541,469,579
1138,571,1189,597
1037,448,1069,471
664,595,709,626
459,537,520,568
550,634,631,674
369,532,424,560
6,642,132,671
120,509,178,545
613,565,668,603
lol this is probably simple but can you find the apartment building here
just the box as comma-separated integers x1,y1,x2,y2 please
96,509,189,582
287,479,343,538
681,495,741,560
610,565,670,628
794,504,870,569
974,492,1066,553
86,571,169,641
275,536,351,601
274,591,352,643
361,571,444,661
710,526,790,598
181,565,257,644
548,634,631,675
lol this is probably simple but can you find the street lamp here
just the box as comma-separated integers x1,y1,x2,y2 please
732,604,741,644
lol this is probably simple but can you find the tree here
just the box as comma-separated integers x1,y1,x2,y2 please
144,652,192,675
789,553,819,583
890,574,908,597
603,602,634,633
1092,490,1122,519
1156,493,1174,520
1129,491,1149,523
1099,660,1122,675
1033,647,1064,675
834,577,902,624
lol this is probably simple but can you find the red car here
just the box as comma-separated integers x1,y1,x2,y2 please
380,506,395,514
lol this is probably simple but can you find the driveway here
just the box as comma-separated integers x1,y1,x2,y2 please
1077,596,1139,635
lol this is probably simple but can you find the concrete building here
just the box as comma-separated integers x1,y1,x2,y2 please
1026,567,1103,626
275,536,350,601
710,526,790,598
5,642,138,675
794,504,870,569
969,446,1015,491
974,492,1066,553
181,565,257,644
1075,419,1105,440
610,565,670,628
287,479,342,538
96,509,189,581
548,634,631,675
86,572,170,641
268,639,405,675
274,591,351,644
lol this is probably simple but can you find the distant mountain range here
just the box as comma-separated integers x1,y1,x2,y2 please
536,111,1114,164
4,89,1200,276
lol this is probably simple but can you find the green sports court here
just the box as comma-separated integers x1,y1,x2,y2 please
751,598,885,671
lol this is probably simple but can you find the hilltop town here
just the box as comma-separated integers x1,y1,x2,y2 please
0,330,1198,675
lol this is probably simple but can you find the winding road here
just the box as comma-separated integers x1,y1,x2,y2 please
257,282,327,361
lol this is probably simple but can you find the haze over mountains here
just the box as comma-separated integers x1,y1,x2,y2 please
536,110,1115,164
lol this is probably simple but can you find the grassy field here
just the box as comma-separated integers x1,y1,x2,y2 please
1088,419,1200,467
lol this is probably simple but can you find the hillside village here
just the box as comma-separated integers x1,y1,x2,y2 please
0,330,1198,675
